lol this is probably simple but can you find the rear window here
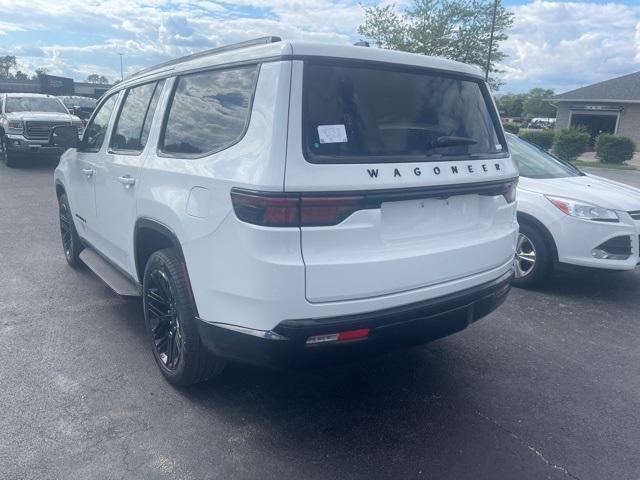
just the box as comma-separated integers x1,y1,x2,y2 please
303,62,506,163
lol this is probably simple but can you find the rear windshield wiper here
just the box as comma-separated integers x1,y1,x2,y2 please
426,136,477,150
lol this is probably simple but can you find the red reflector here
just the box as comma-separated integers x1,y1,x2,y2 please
548,198,570,215
495,284,510,298
306,328,370,345
337,328,370,341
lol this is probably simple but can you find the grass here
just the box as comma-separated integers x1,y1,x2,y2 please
569,160,637,171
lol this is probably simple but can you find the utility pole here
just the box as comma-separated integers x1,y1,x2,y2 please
118,53,124,81
485,0,498,82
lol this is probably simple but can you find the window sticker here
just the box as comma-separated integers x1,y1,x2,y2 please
317,124,348,144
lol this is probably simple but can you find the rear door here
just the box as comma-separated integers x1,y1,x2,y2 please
93,80,165,273
285,60,518,303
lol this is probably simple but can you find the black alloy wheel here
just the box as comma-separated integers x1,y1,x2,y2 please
142,248,225,386
58,193,83,268
146,268,184,371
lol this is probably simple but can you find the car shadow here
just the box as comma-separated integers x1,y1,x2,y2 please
3,156,59,170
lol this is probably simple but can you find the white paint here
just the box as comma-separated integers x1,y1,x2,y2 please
55,42,518,335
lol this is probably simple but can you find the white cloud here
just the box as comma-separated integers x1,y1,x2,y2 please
0,0,364,82
501,0,640,93
0,0,638,94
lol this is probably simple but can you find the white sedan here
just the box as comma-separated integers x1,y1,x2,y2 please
507,133,640,288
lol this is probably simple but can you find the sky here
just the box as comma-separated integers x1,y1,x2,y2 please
0,0,639,94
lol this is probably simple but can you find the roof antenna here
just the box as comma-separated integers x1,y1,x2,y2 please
354,41,370,47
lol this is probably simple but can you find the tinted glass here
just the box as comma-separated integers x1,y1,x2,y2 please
83,95,118,150
140,80,164,149
161,66,257,155
110,82,159,151
6,96,68,114
61,96,96,108
304,62,505,163
507,134,581,179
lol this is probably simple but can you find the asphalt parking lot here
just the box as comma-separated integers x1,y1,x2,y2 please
1,158,639,480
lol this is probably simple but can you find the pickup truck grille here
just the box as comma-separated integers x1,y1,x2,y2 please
628,210,640,220
24,121,70,140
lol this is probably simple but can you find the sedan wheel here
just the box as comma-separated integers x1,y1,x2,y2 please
514,233,537,279
512,222,553,289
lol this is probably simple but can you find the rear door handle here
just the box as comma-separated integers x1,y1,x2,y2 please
118,175,136,188
81,168,94,177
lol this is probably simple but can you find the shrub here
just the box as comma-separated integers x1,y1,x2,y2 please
595,134,635,164
518,129,554,150
503,122,520,135
553,128,590,161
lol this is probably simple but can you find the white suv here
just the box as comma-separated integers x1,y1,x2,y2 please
52,37,519,385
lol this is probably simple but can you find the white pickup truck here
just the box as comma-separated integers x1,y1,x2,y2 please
0,93,83,167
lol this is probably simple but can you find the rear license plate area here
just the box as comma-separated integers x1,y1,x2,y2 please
381,194,482,241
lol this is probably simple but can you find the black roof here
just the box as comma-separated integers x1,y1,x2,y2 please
553,71,640,102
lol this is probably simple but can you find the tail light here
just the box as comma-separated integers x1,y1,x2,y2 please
300,196,364,226
231,178,518,227
501,179,518,203
231,189,367,227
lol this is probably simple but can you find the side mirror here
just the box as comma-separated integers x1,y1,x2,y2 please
50,125,79,149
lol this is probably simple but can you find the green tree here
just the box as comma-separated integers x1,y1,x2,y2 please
31,67,49,80
496,93,525,117
522,88,556,118
357,0,514,89
86,73,109,84
14,71,29,80
0,56,17,79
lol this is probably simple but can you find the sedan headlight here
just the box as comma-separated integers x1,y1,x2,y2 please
546,195,619,222
7,120,23,133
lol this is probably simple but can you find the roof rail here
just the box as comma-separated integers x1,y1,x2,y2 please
130,36,282,79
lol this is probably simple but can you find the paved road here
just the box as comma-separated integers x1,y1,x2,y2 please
2,159,640,480
582,166,640,188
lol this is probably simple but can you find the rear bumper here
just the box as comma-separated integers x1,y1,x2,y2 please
196,269,513,369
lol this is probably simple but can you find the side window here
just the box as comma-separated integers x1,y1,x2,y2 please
83,95,118,151
110,80,164,152
160,66,258,156
140,80,165,149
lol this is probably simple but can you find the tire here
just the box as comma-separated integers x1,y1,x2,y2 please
58,193,84,268
143,248,225,386
0,135,16,168
512,221,553,289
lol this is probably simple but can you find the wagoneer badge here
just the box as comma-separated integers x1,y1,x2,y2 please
366,162,504,179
